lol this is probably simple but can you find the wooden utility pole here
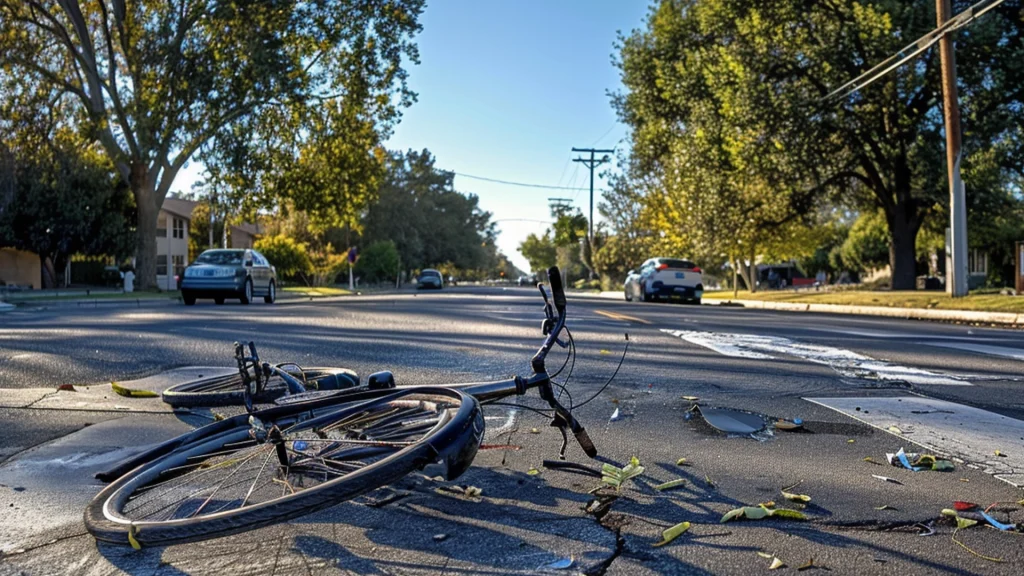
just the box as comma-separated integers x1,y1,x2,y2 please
571,148,613,279
938,0,969,297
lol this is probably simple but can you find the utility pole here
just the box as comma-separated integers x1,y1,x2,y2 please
571,148,613,279
938,0,969,297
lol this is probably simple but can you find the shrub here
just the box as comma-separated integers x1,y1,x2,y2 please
355,241,401,284
254,235,311,280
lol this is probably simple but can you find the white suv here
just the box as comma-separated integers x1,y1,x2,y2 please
624,258,704,304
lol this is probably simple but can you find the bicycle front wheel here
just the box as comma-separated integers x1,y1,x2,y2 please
161,367,359,408
86,387,483,547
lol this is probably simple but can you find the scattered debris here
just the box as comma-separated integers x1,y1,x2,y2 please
527,467,540,476
886,448,954,472
676,458,690,466
775,419,803,431
111,381,158,398
757,552,774,559
721,505,806,523
537,556,574,570
953,501,977,511
652,521,691,547
609,407,621,421
863,457,882,465
994,450,1007,457
874,505,897,511
543,460,602,477
600,349,611,355
887,426,903,435
797,558,816,571
681,395,700,402
601,457,644,490
56,384,76,392
529,428,540,434
655,479,687,491
914,522,936,537
847,439,855,443
433,534,448,542
872,475,903,485
463,486,482,498
696,406,766,435
705,475,715,487
769,557,786,570
479,444,521,450
781,481,810,502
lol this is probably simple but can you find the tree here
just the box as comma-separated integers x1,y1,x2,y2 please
0,133,134,287
613,0,1024,290
355,240,401,284
518,232,557,273
0,1,424,288
840,210,892,275
254,235,311,281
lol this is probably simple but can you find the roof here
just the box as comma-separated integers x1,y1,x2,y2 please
231,222,262,236
162,198,199,220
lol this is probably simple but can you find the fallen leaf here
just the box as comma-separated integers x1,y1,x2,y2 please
888,426,903,434
529,428,540,434
770,509,807,520
720,505,804,523
655,479,687,491
600,349,611,355
994,450,1007,457
111,382,158,398
757,552,774,559
601,457,644,490
758,501,776,508
874,505,897,511
781,491,811,503
705,475,714,487
847,439,855,444
56,384,76,392
797,558,815,571
652,521,691,547
527,467,540,476
127,525,142,550
681,395,699,401
956,517,979,529
769,557,786,570
863,457,882,465
676,458,690,466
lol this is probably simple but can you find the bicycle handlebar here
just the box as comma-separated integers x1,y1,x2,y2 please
547,266,566,312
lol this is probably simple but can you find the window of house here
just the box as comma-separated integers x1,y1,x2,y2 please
173,218,185,239
157,214,167,237
968,249,988,275
157,255,168,276
172,255,185,276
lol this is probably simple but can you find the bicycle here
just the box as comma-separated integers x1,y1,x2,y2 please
160,362,360,408
85,267,605,548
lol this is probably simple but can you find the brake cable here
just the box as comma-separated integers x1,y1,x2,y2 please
571,333,630,410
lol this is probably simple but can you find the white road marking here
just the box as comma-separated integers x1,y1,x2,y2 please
663,329,967,386
926,342,1024,361
805,396,1024,487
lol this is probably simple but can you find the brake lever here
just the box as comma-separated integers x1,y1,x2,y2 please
551,416,570,460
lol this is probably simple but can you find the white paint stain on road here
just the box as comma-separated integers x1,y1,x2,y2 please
662,329,967,386
925,342,1024,362
805,396,1024,488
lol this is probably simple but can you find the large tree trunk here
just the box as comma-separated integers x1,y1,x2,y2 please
886,204,921,291
40,255,58,289
133,173,160,291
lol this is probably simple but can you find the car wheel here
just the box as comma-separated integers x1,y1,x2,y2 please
264,281,276,304
641,284,652,302
182,292,196,306
624,289,632,302
214,298,225,305
240,279,253,305
693,298,702,306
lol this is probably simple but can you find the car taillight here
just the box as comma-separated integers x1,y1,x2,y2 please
692,267,702,273
655,263,669,271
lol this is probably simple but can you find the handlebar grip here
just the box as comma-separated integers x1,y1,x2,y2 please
547,267,566,310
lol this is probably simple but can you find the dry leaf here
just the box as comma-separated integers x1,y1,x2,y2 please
769,557,785,570
655,479,687,491
652,521,691,547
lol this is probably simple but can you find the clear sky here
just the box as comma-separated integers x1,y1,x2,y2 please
174,0,650,272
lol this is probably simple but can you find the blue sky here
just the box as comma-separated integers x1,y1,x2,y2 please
175,1,650,272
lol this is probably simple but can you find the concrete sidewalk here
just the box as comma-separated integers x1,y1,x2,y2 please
575,290,1024,326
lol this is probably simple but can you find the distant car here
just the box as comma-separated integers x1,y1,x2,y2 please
516,274,538,287
181,249,277,306
624,257,703,304
417,269,443,290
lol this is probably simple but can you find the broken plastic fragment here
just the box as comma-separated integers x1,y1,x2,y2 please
697,406,766,435
978,510,1016,531
655,479,687,491
609,407,620,421
537,556,574,570
652,521,691,547
433,533,448,542
769,558,785,570
56,384,76,392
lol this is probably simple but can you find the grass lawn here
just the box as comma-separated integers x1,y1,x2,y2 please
280,286,353,297
703,289,1024,313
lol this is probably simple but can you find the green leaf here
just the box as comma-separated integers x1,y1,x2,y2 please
721,508,746,523
770,508,807,520
655,479,687,491
769,557,785,570
652,521,691,547
111,382,158,398
781,491,811,503
956,517,978,529
527,467,540,476
757,552,774,559
676,458,690,466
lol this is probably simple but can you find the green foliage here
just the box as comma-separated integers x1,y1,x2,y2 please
254,235,311,280
518,232,558,273
840,211,891,273
355,241,401,284
307,245,349,288
187,200,228,260
362,150,497,273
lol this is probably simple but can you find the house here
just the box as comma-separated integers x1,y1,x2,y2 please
157,197,197,290
0,247,40,289
229,222,262,249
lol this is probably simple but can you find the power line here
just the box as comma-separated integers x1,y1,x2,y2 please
452,171,605,191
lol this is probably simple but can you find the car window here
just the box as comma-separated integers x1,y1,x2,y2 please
658,259,696,269
253,252,267,267
422,270,441,279
195,250,245,265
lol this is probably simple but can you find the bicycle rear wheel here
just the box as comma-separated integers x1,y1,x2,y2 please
86,388,483,547
161,367,359,408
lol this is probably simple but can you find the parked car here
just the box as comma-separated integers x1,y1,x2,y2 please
417,269,444,290
624,257,704,304
181,249,277,306
517,274,538,287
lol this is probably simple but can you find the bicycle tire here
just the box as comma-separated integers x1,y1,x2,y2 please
161,367,359,408
86,387,483,547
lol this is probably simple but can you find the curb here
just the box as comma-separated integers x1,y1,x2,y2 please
7,297,182,310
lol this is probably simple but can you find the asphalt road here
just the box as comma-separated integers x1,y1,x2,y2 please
1,287,1023,575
